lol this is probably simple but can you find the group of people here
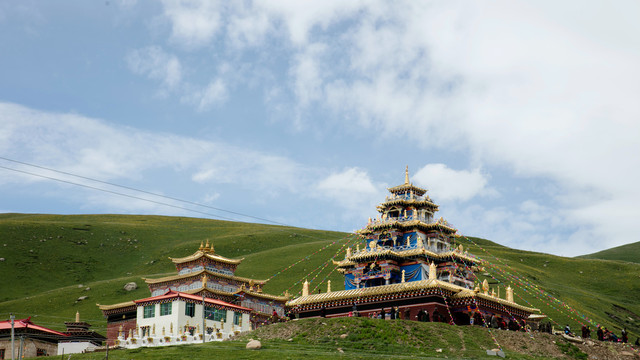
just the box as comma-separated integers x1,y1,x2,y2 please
578,325,630,343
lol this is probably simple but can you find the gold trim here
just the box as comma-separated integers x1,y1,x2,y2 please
144,269,267,285
97,301,136,311
287,279,462,306
451,290,539,313
169,250,244,265
333,247,477,267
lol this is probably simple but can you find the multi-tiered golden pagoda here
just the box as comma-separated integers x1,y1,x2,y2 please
287,167,540,327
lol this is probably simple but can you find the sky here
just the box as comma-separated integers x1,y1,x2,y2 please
1,1,639,257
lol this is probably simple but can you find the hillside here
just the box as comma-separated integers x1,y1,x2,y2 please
1,213,639,345
578,241,640,264
64,318,639,359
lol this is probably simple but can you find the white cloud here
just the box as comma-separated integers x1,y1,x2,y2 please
413,164,489,202
0,102,303,208
190,78,228,111
126,46,182,91
160,0,224,49
315,168,382,215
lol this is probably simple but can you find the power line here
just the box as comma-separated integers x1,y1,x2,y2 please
0,156,356,244
0,156,290,226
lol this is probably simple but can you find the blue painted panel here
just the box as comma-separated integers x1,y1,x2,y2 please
344,273,357,290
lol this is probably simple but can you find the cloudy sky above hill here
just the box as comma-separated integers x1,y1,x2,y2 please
1,1,639,257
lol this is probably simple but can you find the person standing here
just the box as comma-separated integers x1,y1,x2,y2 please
597,326,604,341
622,328,628,343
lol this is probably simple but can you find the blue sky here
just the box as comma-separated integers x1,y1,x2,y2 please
1,1,639,256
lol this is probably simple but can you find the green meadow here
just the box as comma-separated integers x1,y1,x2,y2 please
0,213,639,352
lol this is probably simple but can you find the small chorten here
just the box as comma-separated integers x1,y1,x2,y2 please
506,285,514,303
327,280,331,293
75,311,80,322
401,270,406,283
482,279,489,295
302,280,309,297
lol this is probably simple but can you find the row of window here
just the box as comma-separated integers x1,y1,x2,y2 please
143,302,242,325
143,303,172,318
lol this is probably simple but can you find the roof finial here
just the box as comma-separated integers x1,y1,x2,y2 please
75,311,80,322
405,165,410,184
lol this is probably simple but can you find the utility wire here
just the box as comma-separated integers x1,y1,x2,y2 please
0,156,289,227
0,156,354,244
0,163,239,222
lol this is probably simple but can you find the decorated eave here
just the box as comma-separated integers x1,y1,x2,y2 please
357,219,457,235
169,250,243,266
451,289,540,314
234,287,291,302
134,290,252,313
183,286,238,300
333,248,478,268
387,183,427,196
97,301,137,315
377,197,438,210
287,279,539,316
288,278,462,308
143,269,267,286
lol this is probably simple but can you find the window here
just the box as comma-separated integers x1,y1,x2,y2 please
37,348,47,356
0,349,5,359
185,302,195,317
233,312,242,326
143,305,155,318
204,306,226,322
160,302,172,316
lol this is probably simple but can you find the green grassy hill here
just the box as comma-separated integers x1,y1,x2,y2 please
1,213,639,345
577,241,640,264
58,318,637,359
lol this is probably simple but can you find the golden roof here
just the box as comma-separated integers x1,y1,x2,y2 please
386,166,428,196
144,269,267,286
377,197,438,209
184,286,237,298
235,287,291,302
184,285,289,302
169,250,243,265
287,278,462,307
451,289,540,313
332,246,477,267
357,219,457,234
97,301,136,311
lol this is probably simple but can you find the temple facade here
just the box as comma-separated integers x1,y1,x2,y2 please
287,167,540,328
98,241,289,346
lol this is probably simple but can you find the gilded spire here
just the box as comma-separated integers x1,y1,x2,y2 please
405,165,410,184
75,311,80,322
302,279,309,297
199,241,204,251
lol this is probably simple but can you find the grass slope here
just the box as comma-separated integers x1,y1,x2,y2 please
577,241,640,264
60,318,636,359
1,213,639,344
